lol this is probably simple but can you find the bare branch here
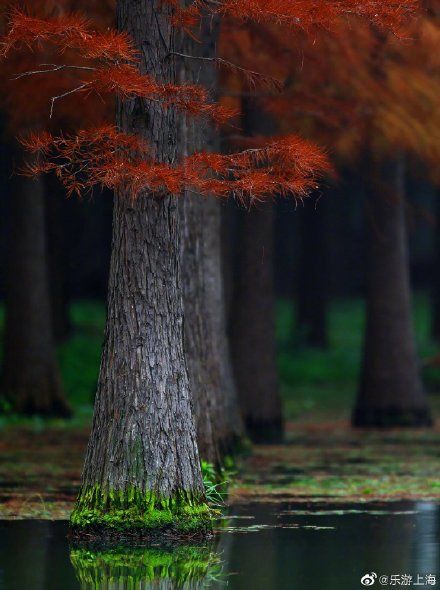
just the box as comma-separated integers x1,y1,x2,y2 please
12,63,96,80
50,83,90,118
169,51,283,91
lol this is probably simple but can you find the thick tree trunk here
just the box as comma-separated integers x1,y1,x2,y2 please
431,190,440,342
71,0,209,536
180,17,242,465
1,164,70,417
353,154,432,427
231,201,283,443
295,197,329,349
230,98,283,443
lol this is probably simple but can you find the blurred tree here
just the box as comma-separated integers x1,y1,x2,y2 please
230,97,283,443
0,0,113,415
220,3,439,426
179,15,243,464
354,154,431,426
295,194,329,349
2,155,70,416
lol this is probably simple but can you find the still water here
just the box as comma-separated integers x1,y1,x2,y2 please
0,501,438,590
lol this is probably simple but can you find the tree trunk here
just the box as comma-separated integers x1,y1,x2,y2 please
1,160,70,417
353,154,432,427
70,0,209,537
205,201,243,452
231,201,283,443
180,17,242,465
230,98,283,443
431,189,440,342
295,196,329,349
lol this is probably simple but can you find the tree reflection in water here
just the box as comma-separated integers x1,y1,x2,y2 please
70,541,224,590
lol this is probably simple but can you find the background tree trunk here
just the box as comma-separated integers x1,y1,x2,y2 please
230,98,283,443
295,196,329,349
231,201,283,442
180,16,242,464
353,154,432,427
1,155,70,417
71,0,207,533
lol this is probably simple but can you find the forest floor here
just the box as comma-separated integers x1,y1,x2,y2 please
1,297,440,519
1,418,440,519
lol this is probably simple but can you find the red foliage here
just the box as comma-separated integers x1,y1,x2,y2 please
167,0,418,35
2,11,236,126
2,8,137,62
89,64,237,125
22,126,331,202
0,0,421,202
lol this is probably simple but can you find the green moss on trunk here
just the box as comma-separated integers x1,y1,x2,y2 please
70,486,213,537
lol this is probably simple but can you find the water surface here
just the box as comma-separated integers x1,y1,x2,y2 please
0,501,438,589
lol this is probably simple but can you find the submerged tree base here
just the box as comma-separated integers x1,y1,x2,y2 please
69,487,214,540
352,406,433,428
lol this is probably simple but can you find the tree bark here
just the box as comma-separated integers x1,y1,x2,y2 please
1,159,70,417
295,196,329,349
179,17,242,465
353,154,432,427
231,202,283,443
71,0,209,536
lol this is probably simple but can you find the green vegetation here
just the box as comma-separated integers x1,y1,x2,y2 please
233,426,440,502
201,459,235,506
277,294,440,421
58,301,106,412
70,544,223,587
70,486,213,536
1,295,439,426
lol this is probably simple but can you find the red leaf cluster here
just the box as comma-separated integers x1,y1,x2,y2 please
22,126,331,202
2,11,236,126
2,0,422,202
167,0,418,35
90,64,237,125
2,8,137,61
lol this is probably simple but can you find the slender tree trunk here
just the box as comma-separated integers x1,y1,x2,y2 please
230,98,283,443
1,159,70,417
353,154,432,427
431,190,440,342
231,203,283,443
180,16,242,464
295,196,329,349
204,201,243,452
71,0,209,536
